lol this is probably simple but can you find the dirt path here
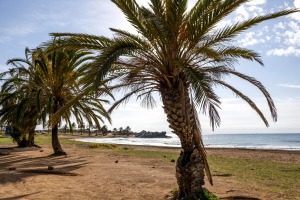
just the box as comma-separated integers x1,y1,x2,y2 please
0,145,299,200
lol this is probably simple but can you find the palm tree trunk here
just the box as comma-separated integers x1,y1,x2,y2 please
51,100,66,156
27,128,35,147
51,123,66,155
161,85,206,199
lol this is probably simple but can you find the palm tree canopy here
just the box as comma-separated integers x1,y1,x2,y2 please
50,0,297,130
2,47,112,132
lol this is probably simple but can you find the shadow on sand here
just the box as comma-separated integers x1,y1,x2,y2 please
0,192,41,200
0,147,89,185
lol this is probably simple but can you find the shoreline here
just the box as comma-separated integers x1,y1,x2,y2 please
70,134,300,152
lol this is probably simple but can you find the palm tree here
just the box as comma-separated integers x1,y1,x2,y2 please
4,47,111,155
0,61,40,147
71,122,77,135
125,126,131,136
50,0,297,198
113,127,118,136
100,125,108,136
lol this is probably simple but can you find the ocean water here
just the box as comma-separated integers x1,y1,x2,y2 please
74,133,300,151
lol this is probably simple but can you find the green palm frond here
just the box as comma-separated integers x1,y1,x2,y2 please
205,9,299,47
215,80,269,126
112,0,147,35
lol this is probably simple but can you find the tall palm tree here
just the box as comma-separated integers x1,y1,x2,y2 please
35,48,113,155
50,0,297,198
4,47,112,155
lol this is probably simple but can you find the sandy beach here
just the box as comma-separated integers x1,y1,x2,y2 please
0,140,299,200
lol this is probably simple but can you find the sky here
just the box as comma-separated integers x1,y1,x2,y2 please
0,0,299,134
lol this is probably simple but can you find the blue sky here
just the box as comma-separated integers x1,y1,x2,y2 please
0,0,299,134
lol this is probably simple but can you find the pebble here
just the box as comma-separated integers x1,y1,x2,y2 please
48,166,54,170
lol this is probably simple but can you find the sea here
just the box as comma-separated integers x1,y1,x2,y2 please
74,133,300,151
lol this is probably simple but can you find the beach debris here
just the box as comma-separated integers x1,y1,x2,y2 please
8,167,16,170
48,165,54,170
115,160,118,163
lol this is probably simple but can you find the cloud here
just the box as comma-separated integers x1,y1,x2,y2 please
291,0,300,19
270,19,300,57
278,84,300,89
239,32,265,46
246,0,267,6
267,46,300,57
235,0,266,21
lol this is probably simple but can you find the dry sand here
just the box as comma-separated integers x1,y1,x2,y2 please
0,143,299,200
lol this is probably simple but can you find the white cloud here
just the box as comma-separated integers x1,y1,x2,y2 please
278,84,300,89
246,0,267,6
287,0,300,20
235,0,266,21
267,46,300,57
239,32,265,46
274,22,286,30
284,21,300,46
265,36,271,41
236,5,250,20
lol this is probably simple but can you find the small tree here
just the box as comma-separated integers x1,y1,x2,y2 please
125,126,131,136
100,125,108,136
113,128,118,136
119,127,123,135
71,122,76,135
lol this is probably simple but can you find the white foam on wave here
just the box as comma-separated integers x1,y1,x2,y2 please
73,137,300,150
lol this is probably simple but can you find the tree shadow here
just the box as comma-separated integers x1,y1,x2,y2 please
0,192,41,200
0,148,89,185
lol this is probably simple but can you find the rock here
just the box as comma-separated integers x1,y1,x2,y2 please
40,150,44,152
170,159,175,163
8,167,16,170
115,160,118,163
48,166,54,170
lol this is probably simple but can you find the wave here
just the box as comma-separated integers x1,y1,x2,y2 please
74,134,300,151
